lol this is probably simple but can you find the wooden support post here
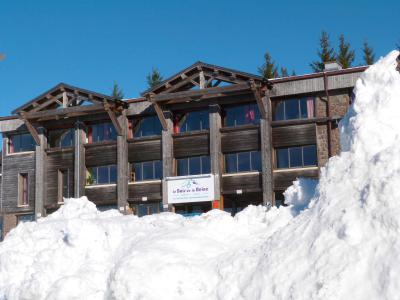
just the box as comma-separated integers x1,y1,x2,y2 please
199,71,206,89
259,90,274,206
104,101,123,136
74,121,86,198
209,104,222,207
34,127,47,219
117,111,129,214
250,80,267,119
161,111,173,212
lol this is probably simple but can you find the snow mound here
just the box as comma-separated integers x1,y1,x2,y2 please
1,50,400,299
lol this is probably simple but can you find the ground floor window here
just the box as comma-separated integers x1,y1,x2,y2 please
86,165,117,185
58,169,70,203
133,203,163,217
276,145,317,169
130,160,162,181
96,205,118,212
223,193,263,216
18,173,29,206
174,202,212,217
177,155,211,176
17,214,35,224
274,191,286,208
225,151,261,173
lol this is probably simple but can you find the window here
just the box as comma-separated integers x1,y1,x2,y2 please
48,129,75,148
177,156,210,176
276,145,317,169
18,173,29,206
133,116,162,138
173,110,209,133
58,169,70,203
86,165,117,185
135,203,163,217
225,151,261,173
9,133,35,153
273,97,315,121
274,191,287,208
87,123,117,143
224,103,260,127
130,160,162,181
17,214,35,224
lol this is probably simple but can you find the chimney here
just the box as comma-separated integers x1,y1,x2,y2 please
324,61,343,72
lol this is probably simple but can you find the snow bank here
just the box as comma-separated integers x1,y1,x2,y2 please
1,50,400,300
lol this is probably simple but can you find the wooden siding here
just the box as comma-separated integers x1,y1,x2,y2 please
128,182,162,202
274,168,319,190
128,138,162,162
173,132,209,158
45,149,74,208
85,142,117,167
221,126,260,153
222,173,262,193
85,185,117,205
272,124,316,148
2,152,35,213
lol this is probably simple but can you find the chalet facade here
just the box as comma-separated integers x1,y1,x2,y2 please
0,61,367,238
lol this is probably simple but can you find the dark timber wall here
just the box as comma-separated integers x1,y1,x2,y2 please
222,173,262,194
272,124,316,148
273,168,319,190
173,132,209,158
85,142,117,167
45,148,74,209
2,152,35,213
221,125,260,153
85,185,117,206
128,182,162,202
128,138,162,162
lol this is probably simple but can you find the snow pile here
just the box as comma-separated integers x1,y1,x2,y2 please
1,51,400,299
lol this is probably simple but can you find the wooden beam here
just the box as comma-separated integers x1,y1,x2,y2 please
20,114,41,146
103,101,123,136
162,73,200,94
31,93,64,113
250,80,267,119
148,94,168,130
199,71,206,89
62,92,68,107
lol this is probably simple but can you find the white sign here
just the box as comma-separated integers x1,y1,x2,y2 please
167,174,214,204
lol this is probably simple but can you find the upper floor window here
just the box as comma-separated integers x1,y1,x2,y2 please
225,151,261,173
86,165,117,185
130,160,162,181
276,145,317,169
177,155,211,176
9,133,35,153
224,103,260,127
18,173,29,206
48,129,75,148
173,110,209,133
273,97,315,121
87,122,117,143
133,116,162,138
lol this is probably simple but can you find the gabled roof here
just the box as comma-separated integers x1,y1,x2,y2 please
142,61,263,96
12,83,126,115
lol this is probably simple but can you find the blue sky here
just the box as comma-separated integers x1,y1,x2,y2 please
0,0,399,117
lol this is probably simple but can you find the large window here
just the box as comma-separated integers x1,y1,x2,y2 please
173,110,209,133
130,160,162,181
18,173,29,206
224,103,260,127
273,97,315,121
48,129,75,148
9,133,35,153
86,165,117,185
225,151,261,173
135,203,163,217
88,123,117,143
276,145,317,169
177,156,211,176
133,116,162,138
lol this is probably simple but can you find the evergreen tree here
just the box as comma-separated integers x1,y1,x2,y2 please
291,70,296,76
146,68,164,88
310,30,336,72
336,34,355,68
111,81,124,100
0,53,4,61
362,40,375,65
258,51,278,79
280,67,289,77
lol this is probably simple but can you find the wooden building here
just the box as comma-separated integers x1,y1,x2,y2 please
0,61,367,238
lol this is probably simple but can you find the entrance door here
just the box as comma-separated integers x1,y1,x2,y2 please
174,202,212,217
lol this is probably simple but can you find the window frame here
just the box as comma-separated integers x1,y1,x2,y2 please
173,110,210,134
224,150,262,173
272,97,315,121
176,155,211,176
275,144,318,169
130,160,163,182
48,128,75,149
18,173,29,207
132,115,163,139
8,133,36,154
223,103,261,128
86,165,117,186
87,122,117,144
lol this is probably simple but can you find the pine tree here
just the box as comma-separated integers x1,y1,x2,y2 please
310,30,336,72
111,81,124,100
258,51,278,79
336,34,355,69
280,67,288,77
146,68,164,88
291,70,296,76
362,40,375,65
